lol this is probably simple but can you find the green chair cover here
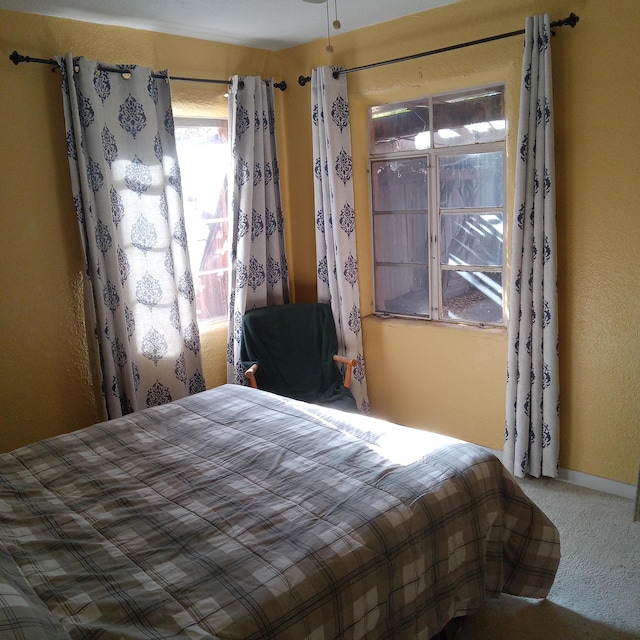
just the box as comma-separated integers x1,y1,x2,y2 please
240,303,357,410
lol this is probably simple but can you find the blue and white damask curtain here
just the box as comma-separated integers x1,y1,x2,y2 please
227,76,290,384
59,54,206,419
504,15,560,478
311,67,369,412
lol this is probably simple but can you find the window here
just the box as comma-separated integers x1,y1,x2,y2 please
369,85,506,326
175,118,230,324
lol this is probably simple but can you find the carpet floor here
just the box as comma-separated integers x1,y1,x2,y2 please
457,477,640,639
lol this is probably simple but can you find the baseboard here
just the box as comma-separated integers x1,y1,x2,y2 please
556,467,636,500
483,447,636,500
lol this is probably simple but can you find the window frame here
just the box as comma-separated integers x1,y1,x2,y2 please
368,86,507,327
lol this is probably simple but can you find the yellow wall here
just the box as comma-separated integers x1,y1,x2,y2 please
1,0,639,486
276,0,640,486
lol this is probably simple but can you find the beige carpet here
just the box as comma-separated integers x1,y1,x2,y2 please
457,477,640,640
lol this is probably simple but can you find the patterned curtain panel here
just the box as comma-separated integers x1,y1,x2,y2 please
311,67,369,412
227,76,290,385
504,16,560,478
59,54,206,419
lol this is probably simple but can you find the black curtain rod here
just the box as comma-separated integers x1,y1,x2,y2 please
9,51,287,91
298,12,579,86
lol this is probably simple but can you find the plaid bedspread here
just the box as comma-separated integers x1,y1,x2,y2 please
0,384,560,640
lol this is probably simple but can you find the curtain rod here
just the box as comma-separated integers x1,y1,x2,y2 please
298,12,579,86
8,51,287,91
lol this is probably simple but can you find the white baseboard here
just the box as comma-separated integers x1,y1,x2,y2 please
483,447,636,500
557,467,636,500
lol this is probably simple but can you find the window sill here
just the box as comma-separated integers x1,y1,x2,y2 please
364,312,507,335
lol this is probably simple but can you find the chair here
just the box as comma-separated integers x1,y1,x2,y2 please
240,303,358,411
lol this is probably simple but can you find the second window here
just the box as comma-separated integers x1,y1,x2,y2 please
369,85,506,326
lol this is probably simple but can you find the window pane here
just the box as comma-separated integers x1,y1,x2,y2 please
433,86,505,147
194,220,229,320
440,212,503,266
439,153,503,209
374,213,428,264
441,270,502,323
370,99,431,154
175,122,230,323
376,265,430,317
372,159,428,211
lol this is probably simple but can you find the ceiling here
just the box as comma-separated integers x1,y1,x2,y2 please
0,0,462,51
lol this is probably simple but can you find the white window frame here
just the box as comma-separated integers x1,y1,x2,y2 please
369,86,506,327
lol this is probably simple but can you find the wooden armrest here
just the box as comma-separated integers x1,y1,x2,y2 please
333,354,358,389
245,363,259,389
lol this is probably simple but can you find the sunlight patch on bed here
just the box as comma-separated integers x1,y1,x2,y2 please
367,429,459,465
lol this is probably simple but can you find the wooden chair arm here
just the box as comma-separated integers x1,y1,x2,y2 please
333,354,357,389
245,363,259,389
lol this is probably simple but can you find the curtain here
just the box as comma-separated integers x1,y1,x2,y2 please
59,54,206,419
504,15,559,478
311,67,369,412
227,76,290,384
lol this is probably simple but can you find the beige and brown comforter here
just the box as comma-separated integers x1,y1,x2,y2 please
0,384,559,639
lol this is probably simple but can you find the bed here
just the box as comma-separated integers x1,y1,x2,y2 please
0,384,560,639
